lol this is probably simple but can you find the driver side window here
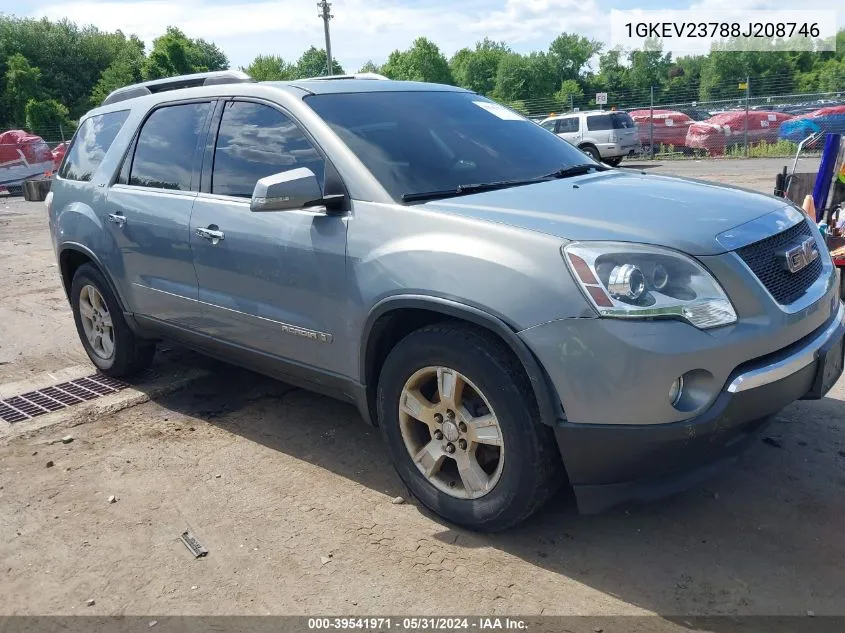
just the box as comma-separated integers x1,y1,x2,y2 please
211,101,325,198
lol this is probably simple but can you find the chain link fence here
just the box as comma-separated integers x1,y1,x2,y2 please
505,74,845,159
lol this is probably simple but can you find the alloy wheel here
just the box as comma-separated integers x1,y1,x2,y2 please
78,284,115,360
398,366,505,499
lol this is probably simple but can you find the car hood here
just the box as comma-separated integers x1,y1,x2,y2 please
422,170,792,256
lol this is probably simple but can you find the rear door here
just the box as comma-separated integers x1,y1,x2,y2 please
585,112,638,148
105,100,214,327
189,99,348,371
609,112,639,148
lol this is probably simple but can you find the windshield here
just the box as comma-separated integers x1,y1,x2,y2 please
305,90,588,202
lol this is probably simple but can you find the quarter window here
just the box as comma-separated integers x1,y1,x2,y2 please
59,110,129,181
587,113,635,131
129,102,211,190
211,101,325,198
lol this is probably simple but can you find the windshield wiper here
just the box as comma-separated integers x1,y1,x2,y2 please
401,163,611,203
401,177,548,203
544,163,610,179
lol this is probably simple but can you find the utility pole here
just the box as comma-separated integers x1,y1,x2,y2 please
649,85,654,160
744,75,750,157
317,0,334,76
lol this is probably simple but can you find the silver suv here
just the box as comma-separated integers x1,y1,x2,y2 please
46,71,844,531
540,110,641,165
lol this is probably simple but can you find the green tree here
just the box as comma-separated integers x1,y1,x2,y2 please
24,98,71,137
698,42,797,101
547,33,601,84
0,18,148,120
592,47,626,98
663,55,704,101
294,46,344,78
192,38,228,72
816,58,845,92
142,26,228,80
243,54,296,81
626,40,673,103
381,37,453,84
450,38,510,95
493,52,556,106
554,79,584,109
358,60,381,74
91,36,145,105
5,53,41,126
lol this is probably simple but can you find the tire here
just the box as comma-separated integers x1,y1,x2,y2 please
70,263,155,377
377,323,563,531
604,157,623,167
839,266,845,301
580,145,601,162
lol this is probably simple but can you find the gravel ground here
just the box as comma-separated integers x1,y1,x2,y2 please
0,158,843,622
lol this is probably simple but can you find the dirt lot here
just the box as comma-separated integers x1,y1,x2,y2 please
1,158,844,621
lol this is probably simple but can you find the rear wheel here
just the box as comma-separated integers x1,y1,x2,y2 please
604,157,623,167
580,144,601,162
377,323,563,531
70,263,155,377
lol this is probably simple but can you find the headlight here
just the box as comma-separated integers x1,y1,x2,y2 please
563,241,737,329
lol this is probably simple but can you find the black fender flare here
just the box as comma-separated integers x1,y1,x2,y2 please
360,294,565,427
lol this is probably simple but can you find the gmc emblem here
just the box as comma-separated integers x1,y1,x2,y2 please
781,237,819,274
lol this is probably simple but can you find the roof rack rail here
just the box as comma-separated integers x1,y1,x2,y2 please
101,70,254,106
300,72,389,82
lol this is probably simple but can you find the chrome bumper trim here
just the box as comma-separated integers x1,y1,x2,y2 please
727,301,845,393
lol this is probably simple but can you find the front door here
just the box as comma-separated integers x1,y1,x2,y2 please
189,100,348,373
105,100,213,326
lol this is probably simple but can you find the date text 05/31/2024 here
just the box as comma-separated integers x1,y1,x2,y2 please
307,618,528,630
624,22,820,39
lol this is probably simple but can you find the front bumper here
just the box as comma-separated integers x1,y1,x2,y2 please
530,300,845,514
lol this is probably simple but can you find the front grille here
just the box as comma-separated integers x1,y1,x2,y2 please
736,219,823,305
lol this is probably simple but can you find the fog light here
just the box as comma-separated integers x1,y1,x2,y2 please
669,376,683,406
608,264,646,300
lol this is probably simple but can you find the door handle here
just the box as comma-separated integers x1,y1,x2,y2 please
195,226,225,243
107,212,126,227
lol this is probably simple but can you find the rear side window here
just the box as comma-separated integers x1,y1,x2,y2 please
211,101,325,198
587,113,635,131
129,102,211,191
558,117,579,133
59,110,129,181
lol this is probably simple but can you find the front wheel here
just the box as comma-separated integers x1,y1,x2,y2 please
604,157,623,167
377,323,563,531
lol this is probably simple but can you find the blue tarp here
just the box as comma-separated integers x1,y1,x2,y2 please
779,113,845,143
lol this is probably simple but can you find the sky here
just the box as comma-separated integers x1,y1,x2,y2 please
3,0,843,73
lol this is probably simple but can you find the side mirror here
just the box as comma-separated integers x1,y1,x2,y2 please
250,167,324,212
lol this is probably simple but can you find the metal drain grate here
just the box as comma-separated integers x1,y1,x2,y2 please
0,374,129,424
